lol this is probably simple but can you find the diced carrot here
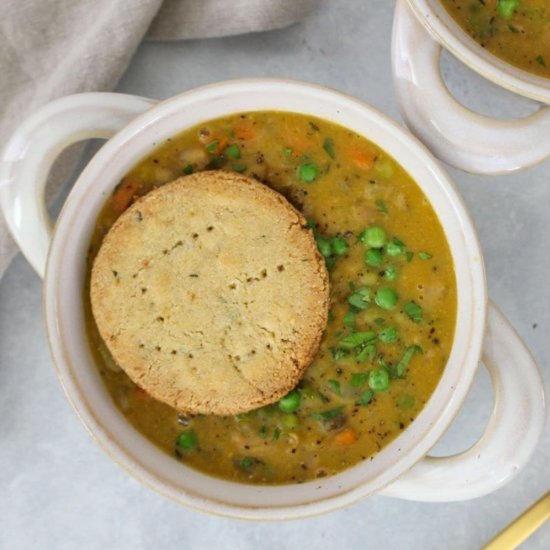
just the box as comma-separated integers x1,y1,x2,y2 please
350,148,375,170
111,178,141,216
333,427,358,446
215,135,228,154
234,120,257,141
283,128,311,157
134,385,149,398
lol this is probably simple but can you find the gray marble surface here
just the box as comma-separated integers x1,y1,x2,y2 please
1,1,549,548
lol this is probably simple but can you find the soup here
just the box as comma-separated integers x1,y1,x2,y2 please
440,0,550,78
85,111,456,484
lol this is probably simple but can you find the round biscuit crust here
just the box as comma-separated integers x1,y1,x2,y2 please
90,171,329,415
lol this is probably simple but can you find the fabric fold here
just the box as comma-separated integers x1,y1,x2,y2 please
0,0,315,279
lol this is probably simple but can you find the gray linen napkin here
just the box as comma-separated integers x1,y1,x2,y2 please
0,0,316,279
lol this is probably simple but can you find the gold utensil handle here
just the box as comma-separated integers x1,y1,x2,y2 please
483,491,550,549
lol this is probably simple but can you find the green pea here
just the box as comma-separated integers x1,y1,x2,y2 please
365,248,383,266
375,288,398,309
331,237,349,256
176,430,197,450
497,0,519,19
225,143,241,159
359,226,386,248
298,162,319,183
316,236,332,258
278,390,301,413
368,369,390,392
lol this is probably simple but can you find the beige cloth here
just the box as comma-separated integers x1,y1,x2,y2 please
0,0,315,279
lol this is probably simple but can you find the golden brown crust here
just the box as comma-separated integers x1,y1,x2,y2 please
90,171,329,416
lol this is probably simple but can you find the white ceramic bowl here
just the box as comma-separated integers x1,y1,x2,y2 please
0,79,545,519
392,0,550,174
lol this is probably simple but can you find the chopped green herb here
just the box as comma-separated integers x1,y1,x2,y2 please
384,266,397,280
365,248,383,266
331,236,349,256
418,251,432,260
375,288,399,310
309,121,320,132
237,456,262,471
507,23,519,33
225,143,241,159
328,379,342,395
379,326,398,343
183,164,194,175
284,146,293,157
350,372,369,388
356,390,374,406
310,407,344,421
375,199,388,213
368,369,390,392
330,347,347,361
206,140,219,154
232,163,247,173
206,156,225,169
273,428,281,441
305,218,316,230
359,226,386,248
343,311,357,329
348,288,371,310
404,301,423,323
374,317,385,326
237,411,254,420
406,251,414,262
176,430,197,450
357,343,376,363
338,331,377,349
278,390,301,413
536,55,547,68
298,162,319,183
396,345,423,377
259,426,268,439
323,137,335,159
386,238,405,256
281,413,299,430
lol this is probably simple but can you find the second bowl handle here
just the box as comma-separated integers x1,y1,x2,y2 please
391,0,550,174
0,93,156,278
380,302,546,502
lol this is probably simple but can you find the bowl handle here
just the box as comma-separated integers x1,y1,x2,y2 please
380,302,546,501
391,0,550,174
0,93,156,278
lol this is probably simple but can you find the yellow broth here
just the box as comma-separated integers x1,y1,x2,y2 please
441,0,550,78
85,111,456,484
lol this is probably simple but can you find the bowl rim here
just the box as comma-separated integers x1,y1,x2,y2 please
406,0,550,104
43,78,487,519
